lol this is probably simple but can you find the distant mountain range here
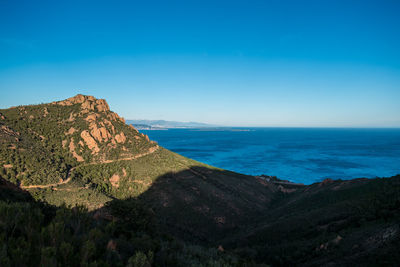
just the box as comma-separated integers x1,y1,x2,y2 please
126,119,216,129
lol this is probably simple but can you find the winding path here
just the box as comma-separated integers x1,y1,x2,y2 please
20,145,159,189
21,174,73,189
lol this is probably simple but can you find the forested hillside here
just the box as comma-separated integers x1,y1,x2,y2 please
0,176,242,266
0,95,399,266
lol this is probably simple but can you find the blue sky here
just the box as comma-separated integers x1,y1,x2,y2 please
0,0,399,127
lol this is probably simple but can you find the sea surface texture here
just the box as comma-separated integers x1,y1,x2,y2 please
142,128,400,184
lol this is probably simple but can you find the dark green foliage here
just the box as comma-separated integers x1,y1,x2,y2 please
0,197,241,267
224,176,400,266
0,177,33,202
106,199,154,234
0,105,78,185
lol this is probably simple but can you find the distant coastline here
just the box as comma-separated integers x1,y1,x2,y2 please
126,119,217,130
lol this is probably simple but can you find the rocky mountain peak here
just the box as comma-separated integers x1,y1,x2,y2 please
55,94,110,113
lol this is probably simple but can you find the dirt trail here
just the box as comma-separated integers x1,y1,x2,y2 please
97,145,159,164
21,176,73,189
20,145,159,189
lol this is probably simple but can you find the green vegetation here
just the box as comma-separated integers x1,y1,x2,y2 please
0,95,154,187
1,95,399,266
224,176,400,266
0,188,241,266
72,148,198,199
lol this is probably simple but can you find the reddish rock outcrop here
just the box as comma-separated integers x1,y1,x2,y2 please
62,139,68,148
85,114,98,122
103,119,116,134
109,174,120,188
99,127,111,141
65,127,76,135
114,132,126,144
107,112,125,123
56,94,110,113
80,130,100,153
57,94,86,106
67,112,75,122
95,99,109,112
69,139,84,162
55,95,129,129
89,123,111,143
43,107,49,117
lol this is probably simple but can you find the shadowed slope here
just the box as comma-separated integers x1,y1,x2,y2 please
135,166,276,243
0,179,243,266
222,175,400,266
0,176,33,202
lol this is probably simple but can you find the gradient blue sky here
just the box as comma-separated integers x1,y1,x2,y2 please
1,0,399,127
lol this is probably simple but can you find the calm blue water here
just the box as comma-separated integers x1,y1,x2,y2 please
142,128,400,184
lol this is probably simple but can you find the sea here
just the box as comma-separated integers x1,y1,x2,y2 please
141,128,400,185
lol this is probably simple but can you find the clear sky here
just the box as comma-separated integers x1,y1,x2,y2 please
1,0,399,127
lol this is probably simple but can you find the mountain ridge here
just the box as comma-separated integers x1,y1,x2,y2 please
126,119,217,129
